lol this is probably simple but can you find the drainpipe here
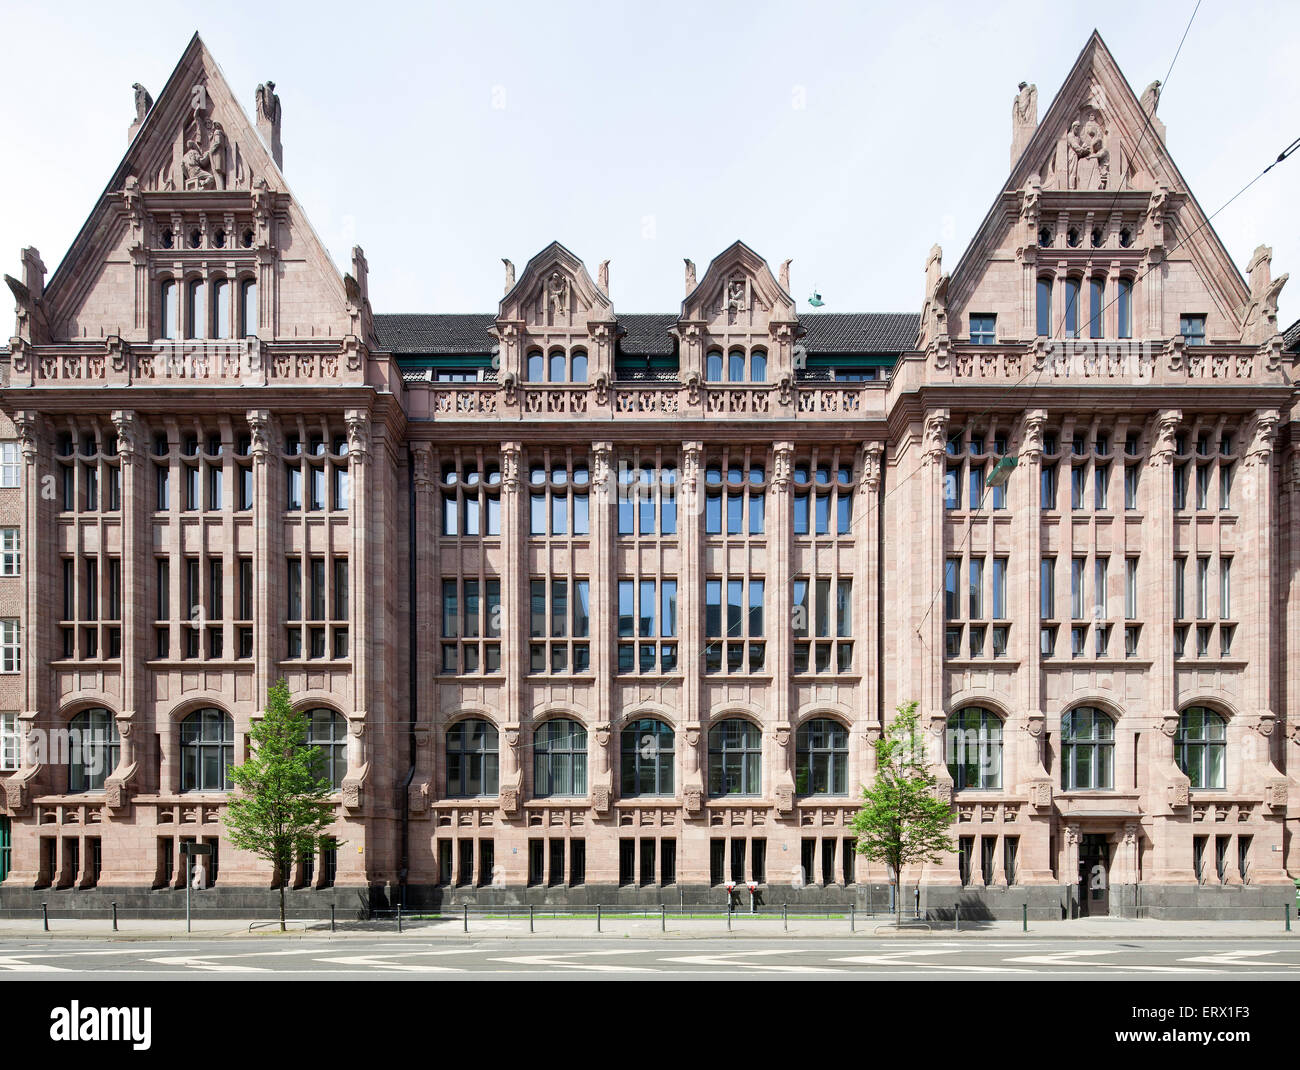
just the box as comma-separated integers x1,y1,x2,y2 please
399,448,418,908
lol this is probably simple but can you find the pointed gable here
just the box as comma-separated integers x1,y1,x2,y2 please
943,31,1268,348
35,33,351,346
498,242,613,328
681,241,796,329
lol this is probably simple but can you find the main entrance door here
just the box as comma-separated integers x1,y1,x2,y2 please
1078,834,1111,916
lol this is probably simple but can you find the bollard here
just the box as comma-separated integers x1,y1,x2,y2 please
1022,903,1028,933
955,902,960,933
596,904,602,933
463,903,468,933
530,905,535,933
850,904,855,933
727,896,732,931
661,904,666,932
783,903,788,932
112,902,118,932
1287,904,1292,933
331,904,336,933
914,886,920,920
42,902,48,932
396,904,403,933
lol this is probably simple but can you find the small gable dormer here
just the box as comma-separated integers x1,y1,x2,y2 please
675,241,798,388
493,242,614,388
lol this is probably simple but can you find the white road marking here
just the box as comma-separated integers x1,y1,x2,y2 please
1007,949,1221,973
832,948,1034,973
0,956,72,972
491,950,658,972
1180,949,1300,968
662,949,841,973
144,956,272,972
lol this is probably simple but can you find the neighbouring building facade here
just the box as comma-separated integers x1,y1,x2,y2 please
0,32,1297,918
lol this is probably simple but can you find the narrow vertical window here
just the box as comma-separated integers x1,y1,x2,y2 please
1089,277,1104,338
239,279,258,337
1036,278,1052,337
1064,278,1080,338
1117,278,1132,338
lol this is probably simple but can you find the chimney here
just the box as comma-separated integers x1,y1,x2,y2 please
255,81,283,170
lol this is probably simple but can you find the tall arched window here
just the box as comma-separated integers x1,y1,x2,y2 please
1036,277,1052,337
212,278,231,339
1117,277,1133,339
728,349,746,382
749,348,767,383
526,350,545,382
570,349,588,383
548,350,567,382
708,719,761,796
68,708,119,793
706,350,723,382
1063,277,1080,338
180,708,234,792
795,718,848,795
621,718,674,796
160,280,178,340
1177,707,1226,789
533,718,587,797
1089,277,1104,339
305,708,347,791
1061,706,1114,790
446,718,498,797
946,707,1003,790
186,278,206,340
239,278,258,337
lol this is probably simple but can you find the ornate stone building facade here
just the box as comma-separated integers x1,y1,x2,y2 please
1,32,1296,917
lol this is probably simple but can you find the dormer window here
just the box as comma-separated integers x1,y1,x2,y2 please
1037,227,1052,248
1119,228,1133,248
1091,228,1103,248
1066,227,1081,248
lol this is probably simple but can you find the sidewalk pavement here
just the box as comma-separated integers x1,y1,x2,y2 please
0,914,1294,941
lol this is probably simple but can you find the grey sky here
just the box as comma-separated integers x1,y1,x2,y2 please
2,0,1296,329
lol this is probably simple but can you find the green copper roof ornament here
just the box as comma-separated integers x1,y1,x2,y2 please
807,288,824,308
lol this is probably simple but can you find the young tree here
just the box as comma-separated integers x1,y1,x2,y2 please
223,679,337,931
850,701,955,927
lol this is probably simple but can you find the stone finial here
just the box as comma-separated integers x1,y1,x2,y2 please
778,258,791,291
1140,80,1161,117
597,259,609,294
129,82,152,143
1241,244,1289,343
254,80,283,170
1011,81,1037,168
684,258,696,295
502,258,515,294
20,248,45,300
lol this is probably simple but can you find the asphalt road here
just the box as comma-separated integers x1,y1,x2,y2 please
2,938,1298,979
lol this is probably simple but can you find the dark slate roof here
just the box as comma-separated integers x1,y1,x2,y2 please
798,312,918,353
375,314,497,355
373,311,919,357
1284,317,1300,353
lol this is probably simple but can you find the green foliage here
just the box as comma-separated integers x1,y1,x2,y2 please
850,701,955,885
222,679,337,928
